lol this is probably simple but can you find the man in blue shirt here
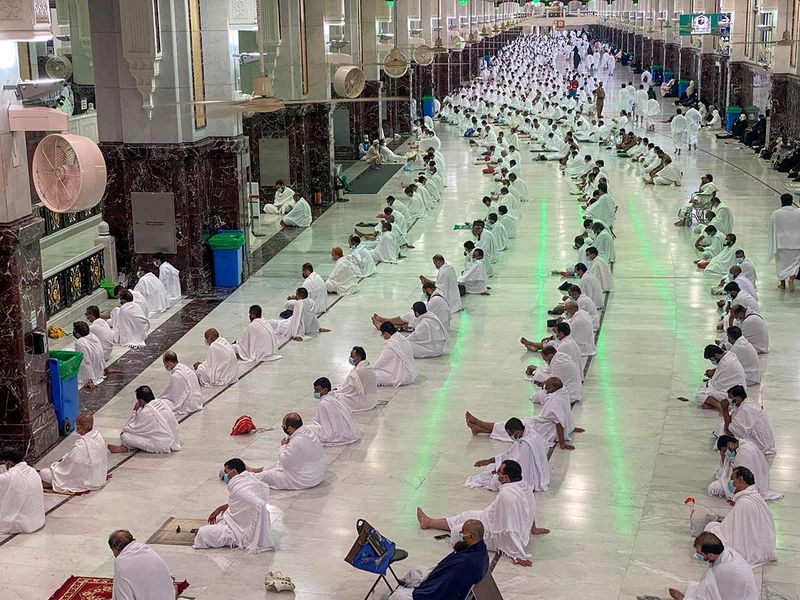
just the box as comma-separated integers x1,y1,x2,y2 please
390,519,489,600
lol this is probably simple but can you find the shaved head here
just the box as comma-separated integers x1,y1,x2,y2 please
163,351,178,365
462,519,485,540
204,329,219,343
76,414,93,434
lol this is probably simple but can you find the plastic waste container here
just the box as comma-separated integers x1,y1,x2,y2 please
209,230,246,287
651,64,663,84
677,79,690,97
48,350,83,435
726,106,743,131
421,95,435,118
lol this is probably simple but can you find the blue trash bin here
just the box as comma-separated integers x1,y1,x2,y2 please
48,351,83,436
209,229,246,287
422,95,435,118
726,106,743,131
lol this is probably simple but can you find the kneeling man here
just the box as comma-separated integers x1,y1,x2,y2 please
39,414,107,493
108,386,181,454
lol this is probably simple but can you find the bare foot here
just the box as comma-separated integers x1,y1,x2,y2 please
107,444,130,453
84,381,96,390
398,254,407,260
406,244,415,249
105,367,122,374
292,336,303,341
789,277,796,292
778,280,786,289
416,507,431,529
532,527,550,535
319,328,331,333
573,427,586,433
465,411,476,424
520,336,531,346
513,557,533,566
466,420,481,436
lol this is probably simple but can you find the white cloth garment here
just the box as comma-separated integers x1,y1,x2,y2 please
576,294,599,331
584,193,616,227
0,462,45,534
695,352,746,406
708,440,781,501
75,333,106,387
592,229,616,263
304,272,328,315
458,260,489,294
368,231,400,264
436,263,462,312
531,351,583,404
734,311,768,354
474,426,551,492
89,318,114,363
326,258,359,295
683,548,758,600
726,400,776,455
524,388,575,446
728,336,760,386
133,272,169,315
425,292,451,330
337,360,378,412
307,391,360,446
671,114,688,149
120,399,181,453
112,541,175,600
564,309,596,357
282,197,312,227
407,312,448,358
232,318,279,363
112,302,149,348
348,245,377,277
270,298,320,338
193,471,274,553
578,271,604,309
552,336,583,374
159,363,203,419
704,485,777,565
259,426,325,490
767,205,800,279
196,338,239,387
41,430,107,493
263,186,295,214
589,256,614,292
158,261,182,306
447,480,536,560
373,332,417,386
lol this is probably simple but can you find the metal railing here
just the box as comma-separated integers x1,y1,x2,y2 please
37,202,103,237
43,246,106,318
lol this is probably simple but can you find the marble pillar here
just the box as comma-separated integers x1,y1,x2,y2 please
680,47,700,82
664,43,680,75
433,51,450,100
634,34,643,63
700,53,727,109
653,39,665,68
728,61,755,107
642,37,653,67
383,72,412,137
770,74,800,141
448,50,462,92
349,80,382,147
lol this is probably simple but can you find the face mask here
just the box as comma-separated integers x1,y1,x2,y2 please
164,365,172,372
282,426,290,436
348,357,356,366
727,479,736,494
313,392,321,400
694,552,706,563
736,258,744,264
330,256,336,262
223,473,230,484
350,244,357,250
725,449,736,460
457,532,465,543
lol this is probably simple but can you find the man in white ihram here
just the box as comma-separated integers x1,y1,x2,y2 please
108,529,177,600
372,321,417,387
112,290,149,348
718,385,775,455
133,264,169,315
107,386,181,454
85,305,114,363
666,532,758,600
417,459,549,567
671,107,688,156
766,193,800,291
232,305,279,363
152,253,181,306
160,351,203,419
280,192,312,227
0,447,45,534
269,287,330,340
708,435,781,502
694,345,746,412
326,246,359,295
39,414,107,493
307,377,360,446
561,301,596,362
249,413,325,490
263,179,295,215
72,321,106,389
336,346,378,412
406,302,448,359
194,458,274,553
420,254,462,313
527,345,582,405
297,262,327,315
194,328,238,387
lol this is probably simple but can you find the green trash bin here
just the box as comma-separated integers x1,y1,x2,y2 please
744,105,760,117
48,350,84,435
209,230,246,287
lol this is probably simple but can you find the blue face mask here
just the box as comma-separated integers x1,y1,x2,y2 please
725,449,736,460
348,357,356,366
313,392,321,400
736,258,744,264
694,552,706,563
457,532,464,543
727,479,736,495
222,473,230,484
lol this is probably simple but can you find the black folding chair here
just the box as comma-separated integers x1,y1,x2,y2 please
362,547,408,599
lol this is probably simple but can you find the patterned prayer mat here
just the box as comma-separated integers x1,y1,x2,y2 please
146,517,207,546
49,576,112,599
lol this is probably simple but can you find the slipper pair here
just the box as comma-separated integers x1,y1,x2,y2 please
265,571,295,592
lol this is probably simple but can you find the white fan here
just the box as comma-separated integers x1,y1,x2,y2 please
333,65,365,98
32,133,107,213
46,55,73,80
413,45,434,66
383,47,409,78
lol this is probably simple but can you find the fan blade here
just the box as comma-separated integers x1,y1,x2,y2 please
283,96,410,105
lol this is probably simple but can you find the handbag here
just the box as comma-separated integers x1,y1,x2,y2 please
279,309,293,319
344,519,396,574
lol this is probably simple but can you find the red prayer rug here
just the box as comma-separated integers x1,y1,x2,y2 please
49,576,113,600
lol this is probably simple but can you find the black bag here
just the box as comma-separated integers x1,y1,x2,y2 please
279,309,293,319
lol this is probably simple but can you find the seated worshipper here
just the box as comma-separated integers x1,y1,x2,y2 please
559,301,596,361
458,248,490,295
280,192,312,227
371,281,451,331
700,234,737,274
133,264,169,315
388,519,488,600
193,458,274,553
586,246,614,292
723,326,760,386
335,346,378,412
520,322,582,374
574,262,604,309
355,221,402,265
719,386,775,455
498,205,517,239
694,225,724,261
694,345,746,411
583,182,616,227
420,254,462,312
361,139,382,168
591,222,616,263
152,253,181,306
269,288,330,340
108,386,181,454
666,532,758,600
108,530,179,600
417,460,547,567
372,322,417,387
0,447,45,534
527,345,582,405
110,283,149,318
263,180,295,215
721,282,760,323
708,196,734,235
248,413,325,490
112,291,149,348
307,377,360,446
650,156,682,186
704,466,777,566
675,173,718,227
296,262,327,315
551,285,599,330
232,305,279,363
347,235,377,278
39,414,107,494
405,302,449,359
194,329,238,387
728,305,768,354
160,351,203,419
465,417,551,492
85,305,114,363
486,213,508,252
708,435,781,501
466,377,578,451
325,247,359,295
72,321,106,389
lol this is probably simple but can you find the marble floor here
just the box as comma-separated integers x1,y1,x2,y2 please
5,65,800,600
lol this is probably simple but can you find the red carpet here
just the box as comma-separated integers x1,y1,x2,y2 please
49,576,113,599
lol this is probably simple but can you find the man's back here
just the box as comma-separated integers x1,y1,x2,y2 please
113,541,174,600
413,541,489,600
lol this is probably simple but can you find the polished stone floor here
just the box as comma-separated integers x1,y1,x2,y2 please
5,67,799,600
